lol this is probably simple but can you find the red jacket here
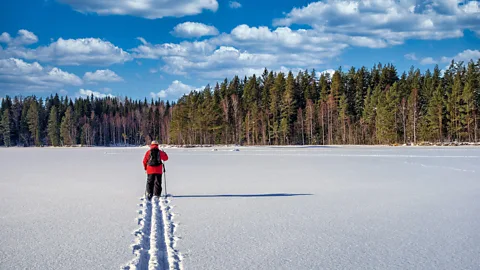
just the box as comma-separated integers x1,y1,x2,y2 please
143,145,169,174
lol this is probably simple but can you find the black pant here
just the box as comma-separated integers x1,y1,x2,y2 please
146,174,163,199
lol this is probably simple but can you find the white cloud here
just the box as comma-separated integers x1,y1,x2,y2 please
132,39,215,59
137,37,148,45
160,46,280,78
420,57,436,65
0,34,132,66
229,1,242,9
84,69,123,82
404,53,418,61
36,38,131,66
172,22,219,38
133,25,346,79
0,58,82,93
443,49,480,63
274,0,480,47
59,89,68,95
0,33,11,44
77,89,114,98
16,30,39,46
419,49,480,65
150,80,201,99
225,25,348,51
0,30,38,46
58,0,218,19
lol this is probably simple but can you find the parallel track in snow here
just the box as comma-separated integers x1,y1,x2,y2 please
123,196,182,270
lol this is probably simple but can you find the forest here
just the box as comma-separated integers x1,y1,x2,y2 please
1,60,479,147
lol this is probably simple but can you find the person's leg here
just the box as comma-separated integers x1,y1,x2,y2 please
153,174,163,197
146,174,155,200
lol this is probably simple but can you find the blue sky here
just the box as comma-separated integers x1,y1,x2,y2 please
1,0,479,101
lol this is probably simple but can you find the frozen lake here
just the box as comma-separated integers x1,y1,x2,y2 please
1,146,479,269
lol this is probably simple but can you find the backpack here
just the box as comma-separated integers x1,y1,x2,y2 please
148,148,162,167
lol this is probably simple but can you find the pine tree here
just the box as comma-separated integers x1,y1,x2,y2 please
243,75,260,145
338,94,348,144
48,106,60,146
376,84,398,144
280,71,296,144
447,68,463,141
318,73,330,145
462,81,475,141
305,99,315,144
27,100,41,146
475,59,480,142
362,86,381,143
407,88,419,144
463,61,478,142
270,73,285,144
1,109,12,147
424,84,445,142
60,107,74,145
354,67,368,119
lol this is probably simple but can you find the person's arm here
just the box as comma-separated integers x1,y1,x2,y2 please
160,150,169,161
143,150,149,170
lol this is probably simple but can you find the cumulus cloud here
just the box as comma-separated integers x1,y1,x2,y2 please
0,33,10,44
419,49,480,65
133,25,346,79
0,30,38,46
172,22,219,38
225,24,348,52
132,39,216,59
0,33,132,66
160,46,279,78
150,80,201,99
36,38,131,66
129,1,478,80
404,53,418,61
229,1,242,9
84,69,123,82
274,0,480,47
57,0,218,19
420,57,437,65
441,49,480,63
77,88,114,98
0,58,82,93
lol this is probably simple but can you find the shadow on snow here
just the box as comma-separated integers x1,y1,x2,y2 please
173,193,313,198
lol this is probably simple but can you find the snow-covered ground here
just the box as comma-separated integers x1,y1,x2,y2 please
1,146,479,269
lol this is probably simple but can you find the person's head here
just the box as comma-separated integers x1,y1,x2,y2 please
151,140,159,147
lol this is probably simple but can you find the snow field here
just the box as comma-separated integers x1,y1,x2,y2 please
165,146,480,270
1,146,480,270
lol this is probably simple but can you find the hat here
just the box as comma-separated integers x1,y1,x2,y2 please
151,140,159,145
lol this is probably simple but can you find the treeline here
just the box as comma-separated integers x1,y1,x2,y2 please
0,60,479,147
170,60,480,145
0,95,173,146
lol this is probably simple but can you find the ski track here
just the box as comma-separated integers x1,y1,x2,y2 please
123,198,152,270
161,198,183,270
123,196,182,270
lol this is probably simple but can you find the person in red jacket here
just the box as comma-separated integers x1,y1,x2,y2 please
143,140,169,200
